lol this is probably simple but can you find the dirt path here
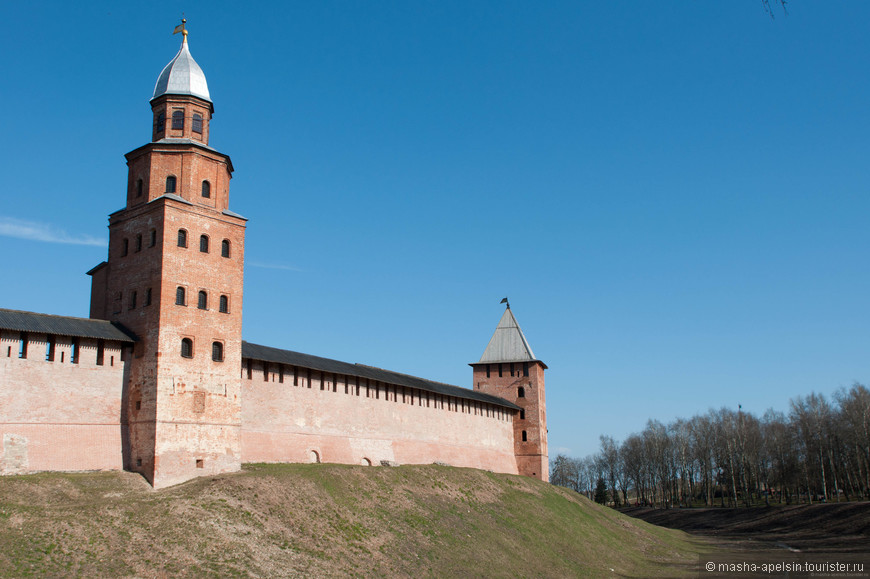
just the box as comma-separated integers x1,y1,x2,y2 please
621,503,870,553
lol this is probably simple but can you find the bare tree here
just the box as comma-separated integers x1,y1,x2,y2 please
564,381,870,510
599,435,624,507
761,0,788,19
790,393,832,502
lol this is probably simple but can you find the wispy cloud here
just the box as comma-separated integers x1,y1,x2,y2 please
248,261,304,272
0,217,105,247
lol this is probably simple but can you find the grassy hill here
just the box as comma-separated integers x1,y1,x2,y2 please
0,464,706,577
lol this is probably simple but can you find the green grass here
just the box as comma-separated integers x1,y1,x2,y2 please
0,465,709,577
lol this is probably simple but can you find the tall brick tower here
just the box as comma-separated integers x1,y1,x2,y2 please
88,23,246,488
471,303,548,481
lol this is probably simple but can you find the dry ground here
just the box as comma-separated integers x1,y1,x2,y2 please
0,464,709,578
621,503,870,554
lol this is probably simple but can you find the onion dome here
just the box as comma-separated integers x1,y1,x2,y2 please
151,30,211,103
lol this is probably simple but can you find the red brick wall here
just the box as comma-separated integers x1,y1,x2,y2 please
97,102,244,487
472,361,549,481
241,359,519,474
101,196,245,488
0,331,127,474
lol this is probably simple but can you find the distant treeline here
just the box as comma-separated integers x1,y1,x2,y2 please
551,383,870,508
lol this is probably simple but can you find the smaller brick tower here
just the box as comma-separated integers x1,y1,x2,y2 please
471,303,548,481
89,23,246,488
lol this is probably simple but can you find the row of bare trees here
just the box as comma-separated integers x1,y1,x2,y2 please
551,383,870,508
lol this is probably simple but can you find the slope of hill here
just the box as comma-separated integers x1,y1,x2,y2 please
0,464,706,577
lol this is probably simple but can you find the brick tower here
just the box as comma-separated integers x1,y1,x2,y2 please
471,303,548,481
88,24,246,488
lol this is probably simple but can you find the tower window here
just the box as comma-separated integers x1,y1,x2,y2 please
181,338,193,358
192,113,203,134
498,364,503,377
221,239,230,258
219,295,229,313
523,362,529,377
121,239,129,257
486,364,490,378
166,175,176,193
177,229,187,248
18,332,28,359
522,430,528,442
145,287,152,306
129,291,137,309
155,112,165,135
171,109,184,130
176,286,186,306
198,290,207,310
135,234,142,252
520,409,525,420
136,179,143,198
149,229,157,247
71,338,79,364
518,387,525,398
200,235,209,253
201,180,210,198
212,341,223,362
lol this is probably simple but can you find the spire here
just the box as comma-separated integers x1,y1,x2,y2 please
152,20,211,103
478,306,539,364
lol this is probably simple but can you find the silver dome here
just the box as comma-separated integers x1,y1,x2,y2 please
152,37,211,103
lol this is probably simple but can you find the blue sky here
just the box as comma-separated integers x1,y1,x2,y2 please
1,1,868,458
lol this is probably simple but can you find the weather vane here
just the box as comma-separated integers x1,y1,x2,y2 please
173,16,188,41
500,297,510,309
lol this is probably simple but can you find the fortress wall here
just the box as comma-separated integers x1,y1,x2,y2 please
0,331,127,475
241,359,519,474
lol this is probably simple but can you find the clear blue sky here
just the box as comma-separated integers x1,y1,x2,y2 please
2,2,868,459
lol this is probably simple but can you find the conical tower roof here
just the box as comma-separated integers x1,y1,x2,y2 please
152,32,211,103
477,307,545,366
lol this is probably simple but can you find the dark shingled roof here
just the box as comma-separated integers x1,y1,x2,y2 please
0,309,137,342
242,341,520,411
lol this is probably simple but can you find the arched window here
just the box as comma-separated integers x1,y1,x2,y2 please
166,175,176,193
201,180,210,198
135,234,142,252
200,235,209,253
219,295,229,313
211,341,223,362
171,109,184,130
121,239,129,257
192,113,203,134
136,179,143,197
149,229,157,247
522,430,528,442
181,338,193,358
198,290,207,310
177,229,187,248
517,386,525,398
221,239,230,258
175,286,186,306
154,112,165,135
